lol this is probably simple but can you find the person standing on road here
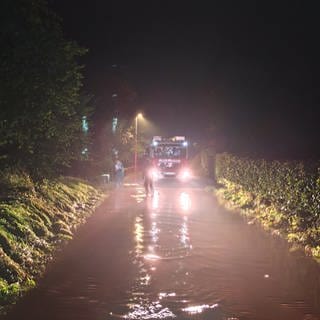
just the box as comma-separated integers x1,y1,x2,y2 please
115,159,124,188
142,158,154,196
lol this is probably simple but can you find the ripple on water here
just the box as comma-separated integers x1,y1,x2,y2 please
182,303,219,315
121,298,177,319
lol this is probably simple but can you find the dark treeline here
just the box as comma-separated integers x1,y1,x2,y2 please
0,0,138,180
0,0,89,178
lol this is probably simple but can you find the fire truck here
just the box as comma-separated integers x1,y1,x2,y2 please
148,136,191,180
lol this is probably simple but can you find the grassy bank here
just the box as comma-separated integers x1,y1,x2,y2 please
0,170,104,311
213,154,320,260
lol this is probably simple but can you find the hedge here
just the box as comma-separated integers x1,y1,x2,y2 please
216,153,320,247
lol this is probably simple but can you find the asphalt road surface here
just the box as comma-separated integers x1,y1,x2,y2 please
3,178,320,320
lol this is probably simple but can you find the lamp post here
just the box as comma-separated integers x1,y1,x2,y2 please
134,113,143,175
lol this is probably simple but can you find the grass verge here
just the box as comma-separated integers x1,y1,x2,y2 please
0,170,104,313
212,179,320,261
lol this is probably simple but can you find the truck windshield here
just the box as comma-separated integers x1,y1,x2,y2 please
152,145,186,159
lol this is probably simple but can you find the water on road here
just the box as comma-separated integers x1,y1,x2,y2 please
3,178,320,320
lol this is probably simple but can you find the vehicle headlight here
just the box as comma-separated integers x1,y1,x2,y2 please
179,168,192,180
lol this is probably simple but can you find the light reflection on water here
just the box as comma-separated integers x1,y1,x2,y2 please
4,183,320,320
122,212,178,319
151,221,160,243
123,299,176,319
130,187,146,203
144,253,161,261
114,186,320,320
179,219,189,246
134,217,144,257
119,190,198,319
179,192,191,212
152,191,160,209
182,303,219,315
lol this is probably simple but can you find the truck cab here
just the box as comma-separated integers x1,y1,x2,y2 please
148,136,191,179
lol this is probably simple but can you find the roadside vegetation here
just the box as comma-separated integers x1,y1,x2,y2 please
0,170,103,311
214,153,320,259
0,0,91,178
0,0,107,312
0,0,138,312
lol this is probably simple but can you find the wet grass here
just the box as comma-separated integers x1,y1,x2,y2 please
0,170,104,313
214,179,320,261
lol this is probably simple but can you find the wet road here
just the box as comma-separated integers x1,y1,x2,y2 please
3,178,320,320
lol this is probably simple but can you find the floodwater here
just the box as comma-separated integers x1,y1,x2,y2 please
3,178,320,320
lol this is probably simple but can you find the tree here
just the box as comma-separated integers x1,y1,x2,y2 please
0,0,87,178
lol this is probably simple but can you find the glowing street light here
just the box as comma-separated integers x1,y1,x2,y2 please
134,113,143,174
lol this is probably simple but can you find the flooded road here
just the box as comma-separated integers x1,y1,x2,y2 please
3,178,320,320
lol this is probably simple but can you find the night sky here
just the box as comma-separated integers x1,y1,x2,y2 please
49,1,320,159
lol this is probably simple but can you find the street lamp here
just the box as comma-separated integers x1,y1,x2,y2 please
134,113,143,174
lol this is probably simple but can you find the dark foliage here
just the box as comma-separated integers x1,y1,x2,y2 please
216,153,320,234
0,0,88,178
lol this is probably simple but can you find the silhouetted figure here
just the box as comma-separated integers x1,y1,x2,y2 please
114,159,124,187
142,158,154,196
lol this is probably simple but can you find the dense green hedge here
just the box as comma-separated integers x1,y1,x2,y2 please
216,153,320,246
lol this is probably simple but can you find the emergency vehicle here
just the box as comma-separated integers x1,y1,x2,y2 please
148,136,192,180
